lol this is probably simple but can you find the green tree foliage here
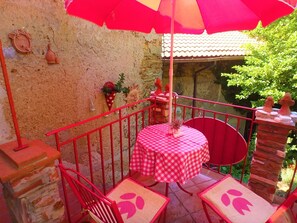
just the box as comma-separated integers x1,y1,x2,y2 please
223,12,297,108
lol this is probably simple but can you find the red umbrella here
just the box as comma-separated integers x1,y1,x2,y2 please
64,0,296,124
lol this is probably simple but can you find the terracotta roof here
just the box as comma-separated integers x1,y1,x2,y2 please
162,31,257,61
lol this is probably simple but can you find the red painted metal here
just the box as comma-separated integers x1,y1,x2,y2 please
177,182,193,196
87,134,94,183
59,164,169,223
47,99,153,222
119,110,124,179
59,164,123,223
99,128,106,195
266,187,297,222
127,116,131,172
46,95,296,221
199,175,297,223
184,117,248,179
110,125,115,187
46,98,151,136
177,95,255,183
0,40,28,151
73,140,80,173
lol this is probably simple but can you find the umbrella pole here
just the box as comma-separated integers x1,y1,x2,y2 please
168,0,176,125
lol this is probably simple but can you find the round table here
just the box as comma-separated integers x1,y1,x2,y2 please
130,123,209,185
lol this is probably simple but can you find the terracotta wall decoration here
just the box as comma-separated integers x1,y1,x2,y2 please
125,84,139,108
45,44,59,64
8,29,32,53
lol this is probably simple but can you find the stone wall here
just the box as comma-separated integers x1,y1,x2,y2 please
0,0,162,147
163,61,237,103
162,61,246,128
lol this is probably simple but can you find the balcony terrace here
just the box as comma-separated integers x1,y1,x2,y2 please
0,95,296,222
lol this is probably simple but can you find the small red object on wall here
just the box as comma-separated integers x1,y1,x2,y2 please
102,81,116,111
154,78,163,95
45,44,59,64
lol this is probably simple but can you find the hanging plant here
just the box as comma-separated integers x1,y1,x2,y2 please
101,73,129,111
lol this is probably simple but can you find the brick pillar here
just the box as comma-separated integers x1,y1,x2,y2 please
0,139,64,223
249,120,295,202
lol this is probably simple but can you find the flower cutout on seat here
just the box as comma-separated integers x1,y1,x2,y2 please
221,189,253,215
117,193,145,219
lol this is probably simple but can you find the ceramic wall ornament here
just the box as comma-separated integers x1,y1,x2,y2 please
45,44,59,64
125,84,139,108
89,98,96,112
8,29,32,54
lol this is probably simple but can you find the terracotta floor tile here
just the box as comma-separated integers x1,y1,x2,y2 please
200,168,225,181
190,173,214,184
192,207,222,223
169,214,195,223
195,179,217,191
191,210,210,223
169,179,196,192
165,192,190,222
174,185,203,214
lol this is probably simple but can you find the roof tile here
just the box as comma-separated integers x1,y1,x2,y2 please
162,31,257,59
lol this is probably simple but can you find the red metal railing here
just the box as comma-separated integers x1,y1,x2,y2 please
174,95,256,183
47,95,297,222
46,98,155,222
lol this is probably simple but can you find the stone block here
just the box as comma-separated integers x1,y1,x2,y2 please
253,150,284,164
256,131,288,144
256,138,287,151
250,168,280,182
256,120,294,134
255,142,286,155
0,139,64,222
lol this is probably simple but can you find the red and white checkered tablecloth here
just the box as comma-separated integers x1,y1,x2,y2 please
130,124,210,184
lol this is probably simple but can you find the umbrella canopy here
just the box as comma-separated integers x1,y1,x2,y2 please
64,0,296,123
65,0,295,34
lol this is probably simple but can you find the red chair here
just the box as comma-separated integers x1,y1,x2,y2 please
58,164,169,223
184,117,248,167
198,175,297,223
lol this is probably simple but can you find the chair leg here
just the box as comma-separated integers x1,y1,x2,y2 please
176,182,193,196
155,203,167,223
202,201,213,223
157,210,166,223
202,202,227,223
